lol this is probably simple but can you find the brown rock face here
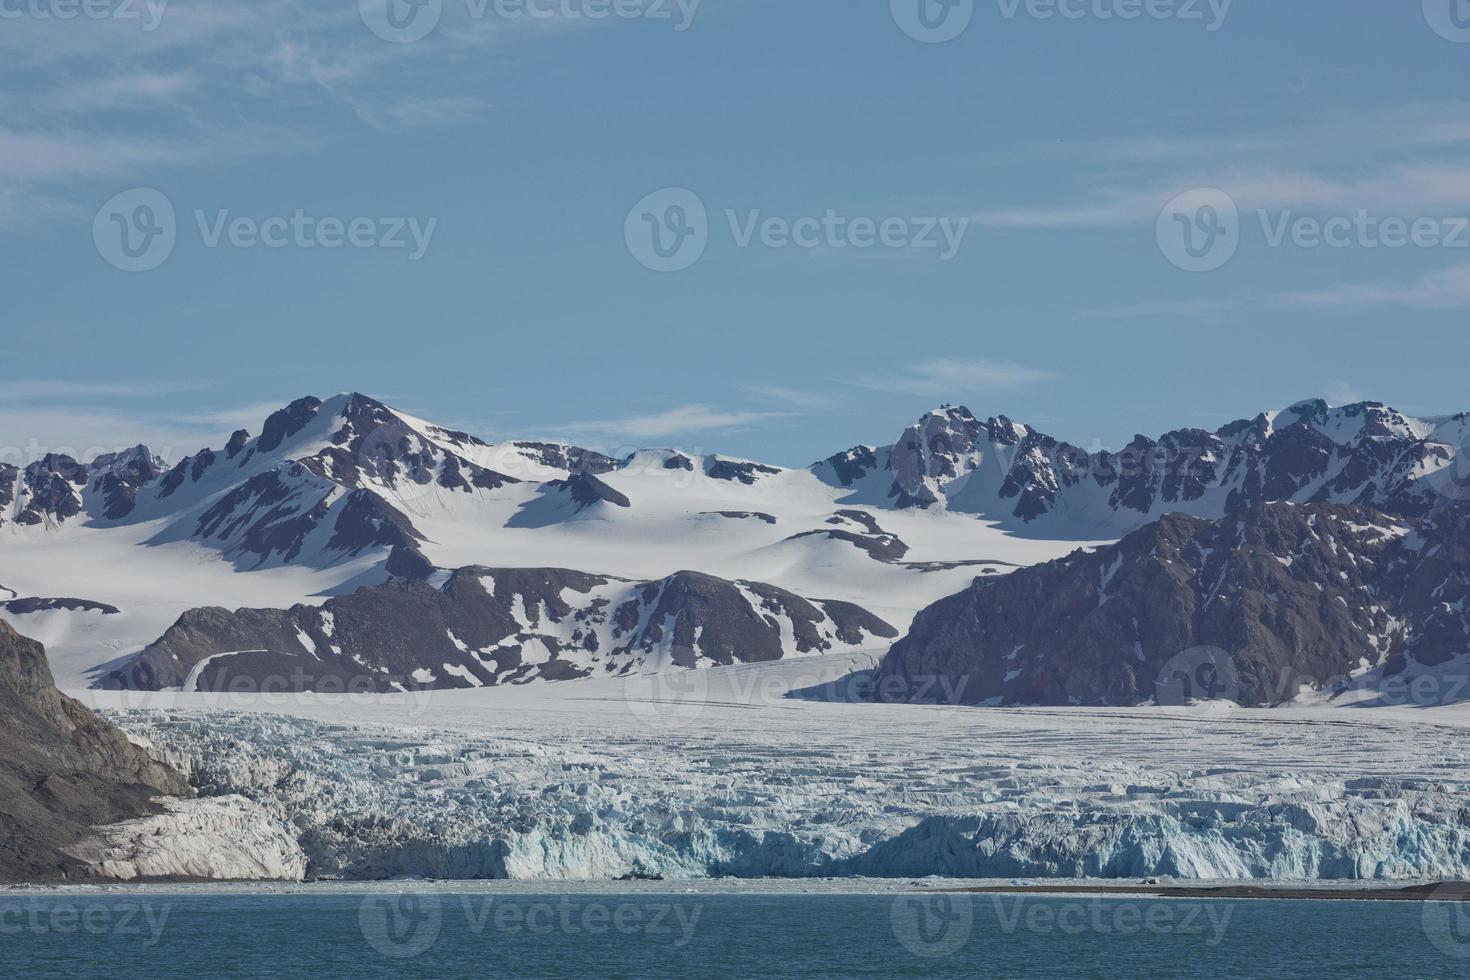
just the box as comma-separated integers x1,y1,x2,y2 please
0,621,190,883
874,502,1470,708
101,567,898,693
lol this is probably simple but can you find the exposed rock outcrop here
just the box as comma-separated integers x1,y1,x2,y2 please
103,567,898,693
0,621,190,882
874,502,1470,707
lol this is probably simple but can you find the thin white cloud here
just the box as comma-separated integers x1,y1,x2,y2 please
0,379,208,401
0,0,678,223
0,386,285,464
0,408,243,465
560,404,791,442
176,401,296,433
1277,262,1470,312
1091,261,1470,321
1324,380,1366,406
1077,299,1236,321
979,163,1470,232
973,100,1470,233
743,384,843,412
850,359,1057,397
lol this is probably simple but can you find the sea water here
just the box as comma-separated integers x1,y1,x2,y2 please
1,892,1465,978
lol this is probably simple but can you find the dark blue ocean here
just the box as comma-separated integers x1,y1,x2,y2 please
2,892,1467,978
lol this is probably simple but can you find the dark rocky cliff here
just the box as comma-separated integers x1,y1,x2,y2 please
874,502,1470,707
0,621,189,882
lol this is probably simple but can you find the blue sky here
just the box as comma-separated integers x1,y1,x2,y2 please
3,0,1469,466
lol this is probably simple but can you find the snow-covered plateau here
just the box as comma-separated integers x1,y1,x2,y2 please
90,654,1470,884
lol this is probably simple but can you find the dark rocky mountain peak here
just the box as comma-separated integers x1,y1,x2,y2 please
873,500,1470,708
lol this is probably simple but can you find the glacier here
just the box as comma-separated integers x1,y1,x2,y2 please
94,655,1470,883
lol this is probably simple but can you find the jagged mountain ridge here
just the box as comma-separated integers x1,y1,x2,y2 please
815,400,1470,532
873,501,1470,708
105,567,898,692
8,393,1469,560
5,392,1469,691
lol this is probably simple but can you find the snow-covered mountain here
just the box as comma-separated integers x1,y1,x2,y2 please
816,400,1470,533
3,392,1468,692
104,567,897,692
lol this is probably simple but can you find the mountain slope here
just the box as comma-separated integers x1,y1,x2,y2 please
105,567,898,692
873,501,1470,707
5,392,1469,690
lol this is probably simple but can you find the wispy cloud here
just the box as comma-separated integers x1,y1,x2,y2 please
1324,380,1365,406
1276,262,1470,312
0,0,669,224
743,384,843,412
1078,299,1236,321
980,163,1470,231
0,381,282,463
175,401,296,433
850,358,1057,397
974,102,1470,232
1088,260,1470,322
0,404,277,464
559,404,791,443
0,379,208,401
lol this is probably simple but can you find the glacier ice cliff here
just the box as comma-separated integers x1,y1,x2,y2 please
83,795,308,882
105,708,1470,883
